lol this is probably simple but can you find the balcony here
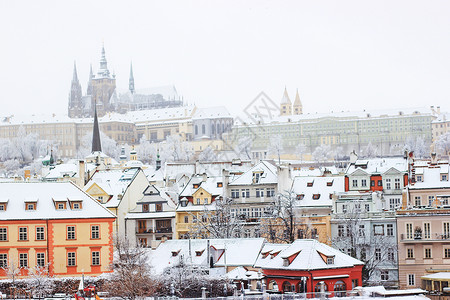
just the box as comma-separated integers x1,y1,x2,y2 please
136,228,153,234
400,233,450,242
155,227,172,233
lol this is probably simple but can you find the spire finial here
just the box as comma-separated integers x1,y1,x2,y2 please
129,62,135,94
92,102,102,153
72,61,79,82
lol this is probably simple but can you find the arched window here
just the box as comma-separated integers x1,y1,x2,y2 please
195,125,198,135
211,124,215,134
297,279,308,293
282,281,292,293
334,280,346,297
202,124,205,135
217,124,221,134
315,282,328,297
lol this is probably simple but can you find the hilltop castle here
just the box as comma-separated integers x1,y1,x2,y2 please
68,46,183,118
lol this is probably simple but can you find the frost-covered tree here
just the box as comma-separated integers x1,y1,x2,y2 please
161,135,194,162
364,142,378,158
3,258,20,299
137,135,157,164
436,132,450,156
235,136,253,160
312,144,332,162
77,132,120,160
268,134,284,164
334,146,345,161
403,136,429,158
27,265,54,300
106,236,155,300
198,146,217,162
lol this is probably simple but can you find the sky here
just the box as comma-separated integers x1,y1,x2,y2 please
1,0,450,117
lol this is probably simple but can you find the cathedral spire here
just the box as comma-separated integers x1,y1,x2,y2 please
129,62,135,94
293,88,303,115
97,44,110,78
72,61,79,83
92,103,102,153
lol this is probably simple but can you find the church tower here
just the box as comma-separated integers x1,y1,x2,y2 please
89,45,116,117
280,87,292,116
68,62,83,118
293,89,303,115
129,62,135,94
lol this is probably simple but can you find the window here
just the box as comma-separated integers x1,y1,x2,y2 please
67,252,76,266
416,175,423,182
297,194,305,200
26,203,36,210
381,270,389,281
389,198,401,210
365,204,370,212
414,196,421,207
428,196,435,207
408,274,415,286
385,178,391,190
406,223,413,239
58,203,65,210
36,253,45,267
352,179,358,187
231,189,239,199
342,205,347,213
338,225,345,237
424,223,431,239
378,180,382,186
256,188,263,198
407,248,414,258
203,198,208,204
67,226,76,240
375,248,381,260
19,253,28,268
155,203,162,212
425,248,432,259
312,194,320,200
0,254,6,268
92,251,100,266
196,198,200,205
388,248,395,261
0,228,7,241
266,188,275,197
445,248,450,258
444,222,450,238
394,178,401,189
142,204,149,212
374,224,384,236
359,225,365,237
370,180,375,187
91,225,100,239
19,227,28,241
327,257,334,264
36,227,45,240
441,174,448,181
184,216,189,223
361,179,367,187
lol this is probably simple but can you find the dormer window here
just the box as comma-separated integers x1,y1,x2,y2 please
313,194,321,200
195,250,205,256
441,174,448,181
217,182,223,187
283,258,289,267
0,204,5,211
193,184,199,189
327,257,334,264
69,201,82,210
172,249,181,257
297,194,305,200
25,203,36,211
327,180,333,187
416,175,423,182
143,204,149,212
253,172,263,183
55,201,67,210
307,181,314,187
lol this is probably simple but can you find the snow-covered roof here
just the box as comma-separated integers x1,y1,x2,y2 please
133,85,179,100
226,267,263,280
259,239,363,271
42,162,97,180
229,161,277,186
290,176,345,208
346,157,408,175
126,211,175,219
432,113,450,124
192,106,232,120
147,238,265,275
179,175,224,198
290,166,340,177
0,182,115,220
410,164,450,189
83,168,141,208
421,272,450,280
236,106,433,126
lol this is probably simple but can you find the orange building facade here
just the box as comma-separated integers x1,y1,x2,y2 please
0,182,116,278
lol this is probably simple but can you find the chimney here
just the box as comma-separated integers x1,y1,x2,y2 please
202,173,207,182
222,169,230,187
78,160,86,187
437,106,441,114
431,152,437,165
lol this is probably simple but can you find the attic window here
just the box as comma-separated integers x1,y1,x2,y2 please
193,184,199,189
283,258,290,267
55,202,67,210
270,250,281,259
143,204,149,212
313,194,321,200
25,203,36,211
441,174,448,181
0,204,5,211
195,250,205,256
327,180,333,186
281,251,301,267
172,250,181,257
329,194,333,200
307,181,314,187
296,194,305,200
217,182,223,187
262,252,271,259
327,257,334,264
253,172,263,183
70,201,82,210
416,175,423,182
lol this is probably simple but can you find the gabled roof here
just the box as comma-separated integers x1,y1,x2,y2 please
179,175,224,197
346,157,408,175
259,239,363,271
0,182,115,220
290,176,344,208
229,161,277,186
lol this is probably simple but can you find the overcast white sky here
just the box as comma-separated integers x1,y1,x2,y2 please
1,0,450,117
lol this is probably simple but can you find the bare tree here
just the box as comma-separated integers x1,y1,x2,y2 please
3,258,20,299
268,134,284,164
235,136,253,160
364,142,378,158
198,146,217,162
188,197,244,239
312,144,332,163
137,135,157,164
26,264,54,300
105,236,155,300
403,136,429,158
295,143,306,162
331,210,397,285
